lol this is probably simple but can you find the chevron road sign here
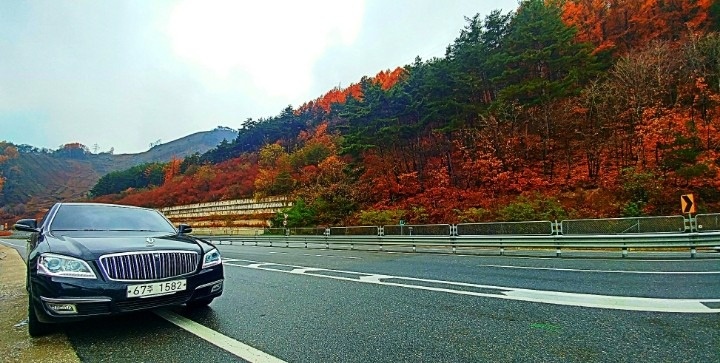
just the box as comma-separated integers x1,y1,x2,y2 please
681,194,696,214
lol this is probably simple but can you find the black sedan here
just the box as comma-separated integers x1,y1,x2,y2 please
14,202,224,337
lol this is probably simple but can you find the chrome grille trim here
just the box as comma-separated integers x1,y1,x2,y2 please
99,250,199,282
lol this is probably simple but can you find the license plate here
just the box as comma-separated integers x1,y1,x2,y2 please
127,279,187,298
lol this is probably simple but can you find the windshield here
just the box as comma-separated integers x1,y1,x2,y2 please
50,204,176,233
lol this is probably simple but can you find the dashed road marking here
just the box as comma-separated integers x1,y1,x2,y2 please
224,259,720,314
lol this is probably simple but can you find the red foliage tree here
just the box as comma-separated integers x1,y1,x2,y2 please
163,157,181,184
561,0,714,55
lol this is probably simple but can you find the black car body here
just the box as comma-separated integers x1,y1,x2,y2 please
15,202,224,336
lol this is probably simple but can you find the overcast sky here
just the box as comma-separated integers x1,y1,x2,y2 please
0,0,518,154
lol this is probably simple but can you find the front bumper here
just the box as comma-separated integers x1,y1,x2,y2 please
30,265,224,323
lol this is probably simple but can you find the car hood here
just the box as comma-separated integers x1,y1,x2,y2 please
45,231,204,260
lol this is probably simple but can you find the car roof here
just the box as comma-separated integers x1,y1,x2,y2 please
55,202,154,211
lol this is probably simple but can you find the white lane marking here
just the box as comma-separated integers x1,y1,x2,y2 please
0,240,24,248
224,259,720,314
155,310,286,363
358,275,392,283
477,264,720,275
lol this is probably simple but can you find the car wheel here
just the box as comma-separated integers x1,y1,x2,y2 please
27,295,52,337
186,297,214,309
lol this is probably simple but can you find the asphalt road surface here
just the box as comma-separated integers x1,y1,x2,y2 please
2,239,719,362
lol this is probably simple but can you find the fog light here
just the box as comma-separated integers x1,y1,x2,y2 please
46,303,77,314
211,282,223,293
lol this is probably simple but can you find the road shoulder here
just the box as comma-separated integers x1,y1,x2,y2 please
0,244,80,362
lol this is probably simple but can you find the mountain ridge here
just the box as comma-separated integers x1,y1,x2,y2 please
0,127,237,219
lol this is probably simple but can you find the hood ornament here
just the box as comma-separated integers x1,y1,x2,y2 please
146,237,155,246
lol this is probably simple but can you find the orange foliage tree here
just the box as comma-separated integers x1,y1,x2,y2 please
561,0,714,55
163,157,181,184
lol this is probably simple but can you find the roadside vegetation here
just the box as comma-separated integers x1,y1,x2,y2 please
15,0,720,227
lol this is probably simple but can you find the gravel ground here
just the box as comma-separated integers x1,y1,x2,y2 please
0,244,80,362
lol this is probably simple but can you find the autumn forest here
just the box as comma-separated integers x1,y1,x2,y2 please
4,0,720,228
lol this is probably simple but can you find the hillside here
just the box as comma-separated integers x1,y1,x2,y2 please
89,0,720,229
116,128,238,168
0,127,237,221
5,1,720,230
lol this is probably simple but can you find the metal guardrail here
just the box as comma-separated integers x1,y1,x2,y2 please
191,214,720,258
1,232,30,240
256,215,714,238
457,221,553,236
561,216,686,234
200,231,720,258
383,224,450,236
697,213,720,232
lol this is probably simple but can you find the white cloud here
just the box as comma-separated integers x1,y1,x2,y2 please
0,0,519,154
166,0,364,98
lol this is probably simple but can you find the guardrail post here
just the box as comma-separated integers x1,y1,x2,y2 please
500,243,504,256
552,220,561,235
690,244,696,258
622,246,628,258
556,245,562,258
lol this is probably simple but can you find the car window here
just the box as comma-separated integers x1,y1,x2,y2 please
50,205,176,233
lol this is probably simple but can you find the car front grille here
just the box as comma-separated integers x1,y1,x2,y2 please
99,251,199,281
76,302,112,315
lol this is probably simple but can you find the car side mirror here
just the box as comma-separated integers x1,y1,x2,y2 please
178,224,193,234
14,218,39,233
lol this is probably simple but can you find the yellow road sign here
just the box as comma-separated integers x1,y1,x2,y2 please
681,194,696,214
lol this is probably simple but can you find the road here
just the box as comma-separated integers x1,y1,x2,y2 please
2,239,719,362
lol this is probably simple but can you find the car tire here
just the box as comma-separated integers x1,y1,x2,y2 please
186,297,214,309
27,296,52,337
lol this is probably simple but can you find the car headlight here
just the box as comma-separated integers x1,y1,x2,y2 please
37,253,97,279
202,249,222,269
